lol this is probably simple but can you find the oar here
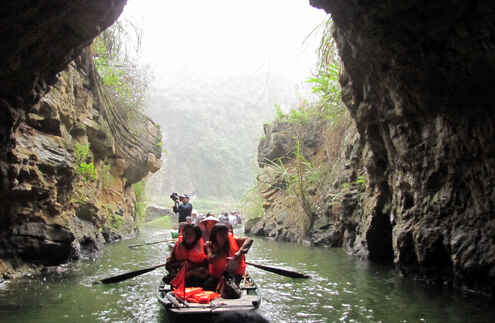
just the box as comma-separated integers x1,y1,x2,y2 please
98,263,166,284
245,261,310,279
128,239,174,248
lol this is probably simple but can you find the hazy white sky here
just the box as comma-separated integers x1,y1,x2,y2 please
121,0,328,87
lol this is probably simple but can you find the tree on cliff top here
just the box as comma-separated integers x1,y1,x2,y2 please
92,18,152,119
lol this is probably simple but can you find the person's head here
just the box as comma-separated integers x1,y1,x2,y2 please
181,223,201,249
200,214,219,231
182,194,190,203
210,223,229,249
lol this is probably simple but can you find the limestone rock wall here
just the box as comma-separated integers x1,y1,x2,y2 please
0,49,161,277
247,113,370,250
306,0,495,295
0,0,166,278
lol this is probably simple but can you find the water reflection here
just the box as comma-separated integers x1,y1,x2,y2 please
0,227,494,323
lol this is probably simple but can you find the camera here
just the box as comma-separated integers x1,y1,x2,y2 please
170,192,185,202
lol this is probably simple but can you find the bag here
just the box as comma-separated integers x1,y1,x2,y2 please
216,274,241,299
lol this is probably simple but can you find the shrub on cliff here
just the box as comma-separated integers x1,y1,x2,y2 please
74,143,97,181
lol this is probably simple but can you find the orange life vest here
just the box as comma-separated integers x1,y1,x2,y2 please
174,236,207,264
208,234,246,278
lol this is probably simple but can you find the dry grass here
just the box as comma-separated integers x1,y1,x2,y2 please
324,110,353,161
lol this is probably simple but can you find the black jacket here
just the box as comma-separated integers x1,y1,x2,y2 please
173,202,192,223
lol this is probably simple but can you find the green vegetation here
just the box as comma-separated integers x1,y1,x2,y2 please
74,143,97,181
132,180,147,223
355,175,367,190
240,186,264,219
110,213,124,230
104,205,124,230
92,17,151,117
99,164,112,188
145,77,285,201
143,215,173,229
243,17,347,222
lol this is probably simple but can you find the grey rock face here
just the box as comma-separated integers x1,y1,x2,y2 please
311,0,495,295
8,223,75,265
258,120,322,167
0,52,161,275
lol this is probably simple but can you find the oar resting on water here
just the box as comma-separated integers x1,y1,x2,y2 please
245,261,310,279
98,263,167,284
97,259,310,285
128,239,174,248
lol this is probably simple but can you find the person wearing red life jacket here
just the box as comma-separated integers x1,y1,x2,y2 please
204,223,253,296
165,224,208,287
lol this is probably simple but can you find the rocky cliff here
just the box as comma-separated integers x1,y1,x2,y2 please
247,112,371,249
249,0,495,296
0,0,162,277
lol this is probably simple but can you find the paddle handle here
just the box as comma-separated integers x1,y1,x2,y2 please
245,261,310,279
128,239,175,248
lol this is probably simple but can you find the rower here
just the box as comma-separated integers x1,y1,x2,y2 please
204,223,253,298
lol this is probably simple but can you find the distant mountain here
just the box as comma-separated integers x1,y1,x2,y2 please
144,72,306,201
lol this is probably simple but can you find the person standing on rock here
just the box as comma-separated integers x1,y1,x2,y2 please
173,194,193,231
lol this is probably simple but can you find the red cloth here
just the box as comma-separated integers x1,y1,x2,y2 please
171,263,187,298
187,290,221,303
208,234,246,278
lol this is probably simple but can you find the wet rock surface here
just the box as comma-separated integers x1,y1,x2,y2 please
248,0,495,296
307,0,495,295
0,48,161,276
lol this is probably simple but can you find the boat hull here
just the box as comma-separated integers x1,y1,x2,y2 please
157,274,261,321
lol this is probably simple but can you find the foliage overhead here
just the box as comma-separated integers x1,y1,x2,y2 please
92,18,152,118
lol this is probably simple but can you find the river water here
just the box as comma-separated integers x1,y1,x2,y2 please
1,225,494,323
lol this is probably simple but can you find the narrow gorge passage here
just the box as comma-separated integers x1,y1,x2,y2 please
1,0,495,322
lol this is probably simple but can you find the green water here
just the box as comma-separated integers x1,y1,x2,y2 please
0,226,493,322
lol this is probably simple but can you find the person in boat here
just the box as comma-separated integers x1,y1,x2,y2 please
204,223,253,297
172,194,192,232
191,210,199,225
219,212,229,224
199,213,219,242
165,223,208,287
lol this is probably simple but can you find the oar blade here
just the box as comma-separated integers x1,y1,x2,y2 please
98,264,165,284
246,262,310,279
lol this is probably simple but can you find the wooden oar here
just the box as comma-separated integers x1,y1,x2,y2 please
245,261,310,279
98,263,166,284
128,239,174,248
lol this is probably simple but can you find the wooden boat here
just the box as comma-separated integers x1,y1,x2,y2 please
157,274,261,321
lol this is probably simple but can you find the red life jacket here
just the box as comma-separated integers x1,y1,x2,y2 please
208,234,246,278
174,236,207,264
